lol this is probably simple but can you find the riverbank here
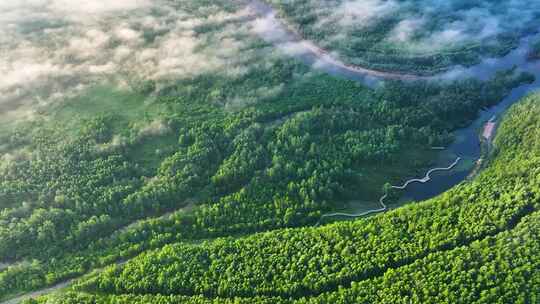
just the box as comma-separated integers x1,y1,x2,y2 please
245,0,540,215
467,117,499,180
320,157,461,223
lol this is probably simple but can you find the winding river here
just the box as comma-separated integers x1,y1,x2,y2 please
403,42,540,202
319,158,461,222
247,0,540,214
2,2,540,304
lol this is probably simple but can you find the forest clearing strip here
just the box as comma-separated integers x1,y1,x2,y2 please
1,281,73,304
0,260,130,304
319,157,461,221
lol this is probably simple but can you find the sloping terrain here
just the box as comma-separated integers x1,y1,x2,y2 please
27,92,540,304
0,1,539,304
264,0,540,74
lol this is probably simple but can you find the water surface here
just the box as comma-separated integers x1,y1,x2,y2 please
249,0,540,203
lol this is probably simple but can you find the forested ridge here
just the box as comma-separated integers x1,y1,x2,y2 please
23,92,540,303
0,0,537,301
264,0,536,74
1,0,539,303
0,61,531,300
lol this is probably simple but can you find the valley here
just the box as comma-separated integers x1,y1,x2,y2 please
0,1,539,303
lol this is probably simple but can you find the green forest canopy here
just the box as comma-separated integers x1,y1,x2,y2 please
27,89,540,304
0,0,537,302
265,0,540,74
0,53,532,301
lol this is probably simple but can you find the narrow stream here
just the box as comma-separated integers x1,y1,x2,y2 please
2,3,540,303
404,48,540,201
248,0,540,204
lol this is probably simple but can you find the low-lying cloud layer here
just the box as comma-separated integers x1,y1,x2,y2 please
283,0,540,52
0,0,255,123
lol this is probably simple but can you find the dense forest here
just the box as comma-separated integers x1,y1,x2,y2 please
23,88,540,304
0,0,539,303
265,0,540,74
1,59,530,301
2,33,535,304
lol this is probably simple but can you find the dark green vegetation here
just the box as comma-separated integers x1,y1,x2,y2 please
266,0,539,74
0,30,533,304
1,61,530,301
0,1,537,302
29,91,540,304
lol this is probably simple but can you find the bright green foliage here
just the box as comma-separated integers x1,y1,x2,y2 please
0,46,531,302
1,1,539,303
303,211,540,304
0,68,530,301
34,93,540,303
0,1,535,300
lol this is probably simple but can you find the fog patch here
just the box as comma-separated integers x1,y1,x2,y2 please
0,0,256,125
0,149,32,170
334,0,398,28
95,135,129,154
138,120,171,138
225,84,285,110
274,0,540,54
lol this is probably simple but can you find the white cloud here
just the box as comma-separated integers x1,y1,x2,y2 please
336,0,398,27
288,0,540,53
389,19,425,43
115,27,143,43
0,0,255,124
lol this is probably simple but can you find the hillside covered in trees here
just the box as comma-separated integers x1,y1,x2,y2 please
1,55,530,303
0,0,539,303
265,0,540,74
24,87,540,304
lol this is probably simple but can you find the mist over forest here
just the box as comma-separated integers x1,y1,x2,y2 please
274,0,540,50
1,1,539,303
4,0,540,125
0,0,267,125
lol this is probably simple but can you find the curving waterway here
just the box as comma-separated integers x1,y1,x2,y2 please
403,41,540,202
247,0,540,214
2,2,540,303
320,158,461,222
